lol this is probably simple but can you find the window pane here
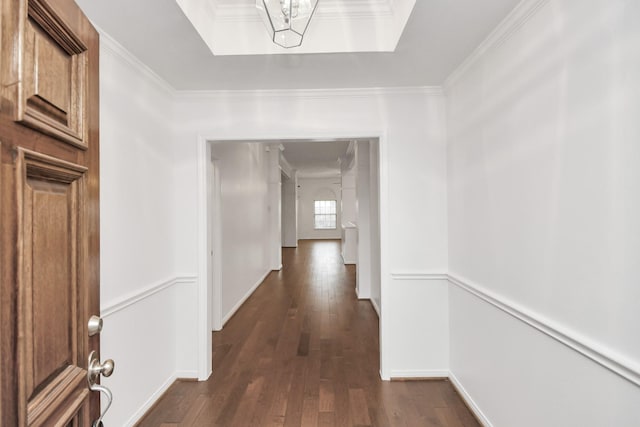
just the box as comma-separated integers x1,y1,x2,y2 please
314,200,337,229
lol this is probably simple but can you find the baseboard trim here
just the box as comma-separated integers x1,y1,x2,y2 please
449,372,493,427
124,373,177,427
448,272,640,387
389,369,449,379
370,298,380,317
221,269,271,327
175,370,199,379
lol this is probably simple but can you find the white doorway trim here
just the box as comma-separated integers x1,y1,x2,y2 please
195,130,391,381
206,145,223,332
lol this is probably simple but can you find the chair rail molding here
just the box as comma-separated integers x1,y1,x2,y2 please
101,276,197,318
390,272,448,281
448,272,640,388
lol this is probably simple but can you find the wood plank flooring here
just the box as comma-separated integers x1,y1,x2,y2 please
136,240,480,427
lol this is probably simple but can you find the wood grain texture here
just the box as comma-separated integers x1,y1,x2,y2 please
0,0,100,425
137,240,481,427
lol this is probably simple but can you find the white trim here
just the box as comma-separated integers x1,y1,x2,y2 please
355,287,371,300
389,370,449,379
97,28,176,96
214,0,394,21
100,276,196,318
196,129,390,383
175,86,442,100
377,132,390,381
448,273,640,388
370,298,380,318
443,0,550,90
196,136,213,380
175,370,200,379
96,31,443,100
390,272,448,281
123,373,177,427
449,372,494,427
222,269,271,327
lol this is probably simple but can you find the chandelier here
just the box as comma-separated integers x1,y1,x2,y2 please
256,0,319,48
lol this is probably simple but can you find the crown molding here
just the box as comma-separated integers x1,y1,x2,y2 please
98,27,176,96
98,26,442,99
214,0,393,22
174,86,443,100
443,0,551,91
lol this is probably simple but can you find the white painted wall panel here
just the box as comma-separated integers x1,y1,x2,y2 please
281,173,298,247
446,0,640,424
99,38,186,426
211,142,272,320
388,277,449,377
369,140,382,312
356,142,372,298
450,286,640,427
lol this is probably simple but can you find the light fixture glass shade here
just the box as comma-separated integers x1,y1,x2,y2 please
256,0,319,48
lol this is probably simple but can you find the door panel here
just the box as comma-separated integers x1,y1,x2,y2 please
17,150,88,425
20,0,89,149
0,0,100,425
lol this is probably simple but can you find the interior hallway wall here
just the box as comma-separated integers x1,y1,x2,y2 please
212,142,272,323
368,140,382,312
445,0,640,425
98,36,193,427
281,172,298,247
355,142,372,298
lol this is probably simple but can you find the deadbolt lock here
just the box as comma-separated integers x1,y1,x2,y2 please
87,315,103,336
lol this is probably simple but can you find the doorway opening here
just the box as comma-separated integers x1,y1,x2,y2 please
197,135,388,380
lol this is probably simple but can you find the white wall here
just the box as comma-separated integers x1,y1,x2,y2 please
266,144,282,269
340,146,357,225
211,142,272,323
445,0,640,425
368,140,381,313
171,88,449,380
355,142,372,298
297,177,343,240
98,36,197,427
281,172,298,247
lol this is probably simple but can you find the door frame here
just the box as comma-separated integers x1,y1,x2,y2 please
205,144,223,332
195,129,390,381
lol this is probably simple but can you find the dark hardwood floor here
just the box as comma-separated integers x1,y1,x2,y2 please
136,240,480,427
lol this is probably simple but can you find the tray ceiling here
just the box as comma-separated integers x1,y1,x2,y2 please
175,0,416,55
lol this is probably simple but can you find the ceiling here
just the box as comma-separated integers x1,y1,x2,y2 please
280,141,350,178
75,0,522,91
175,0,416,56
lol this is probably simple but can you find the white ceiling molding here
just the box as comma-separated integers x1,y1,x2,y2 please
443,0,551,91
214,0,394,21
175,0,415,56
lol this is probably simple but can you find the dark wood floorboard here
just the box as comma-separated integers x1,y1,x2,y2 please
136,240,481,427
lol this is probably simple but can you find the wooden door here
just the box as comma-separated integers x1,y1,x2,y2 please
0,0,100,425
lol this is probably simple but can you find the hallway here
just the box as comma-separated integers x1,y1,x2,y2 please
137,240,479,426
